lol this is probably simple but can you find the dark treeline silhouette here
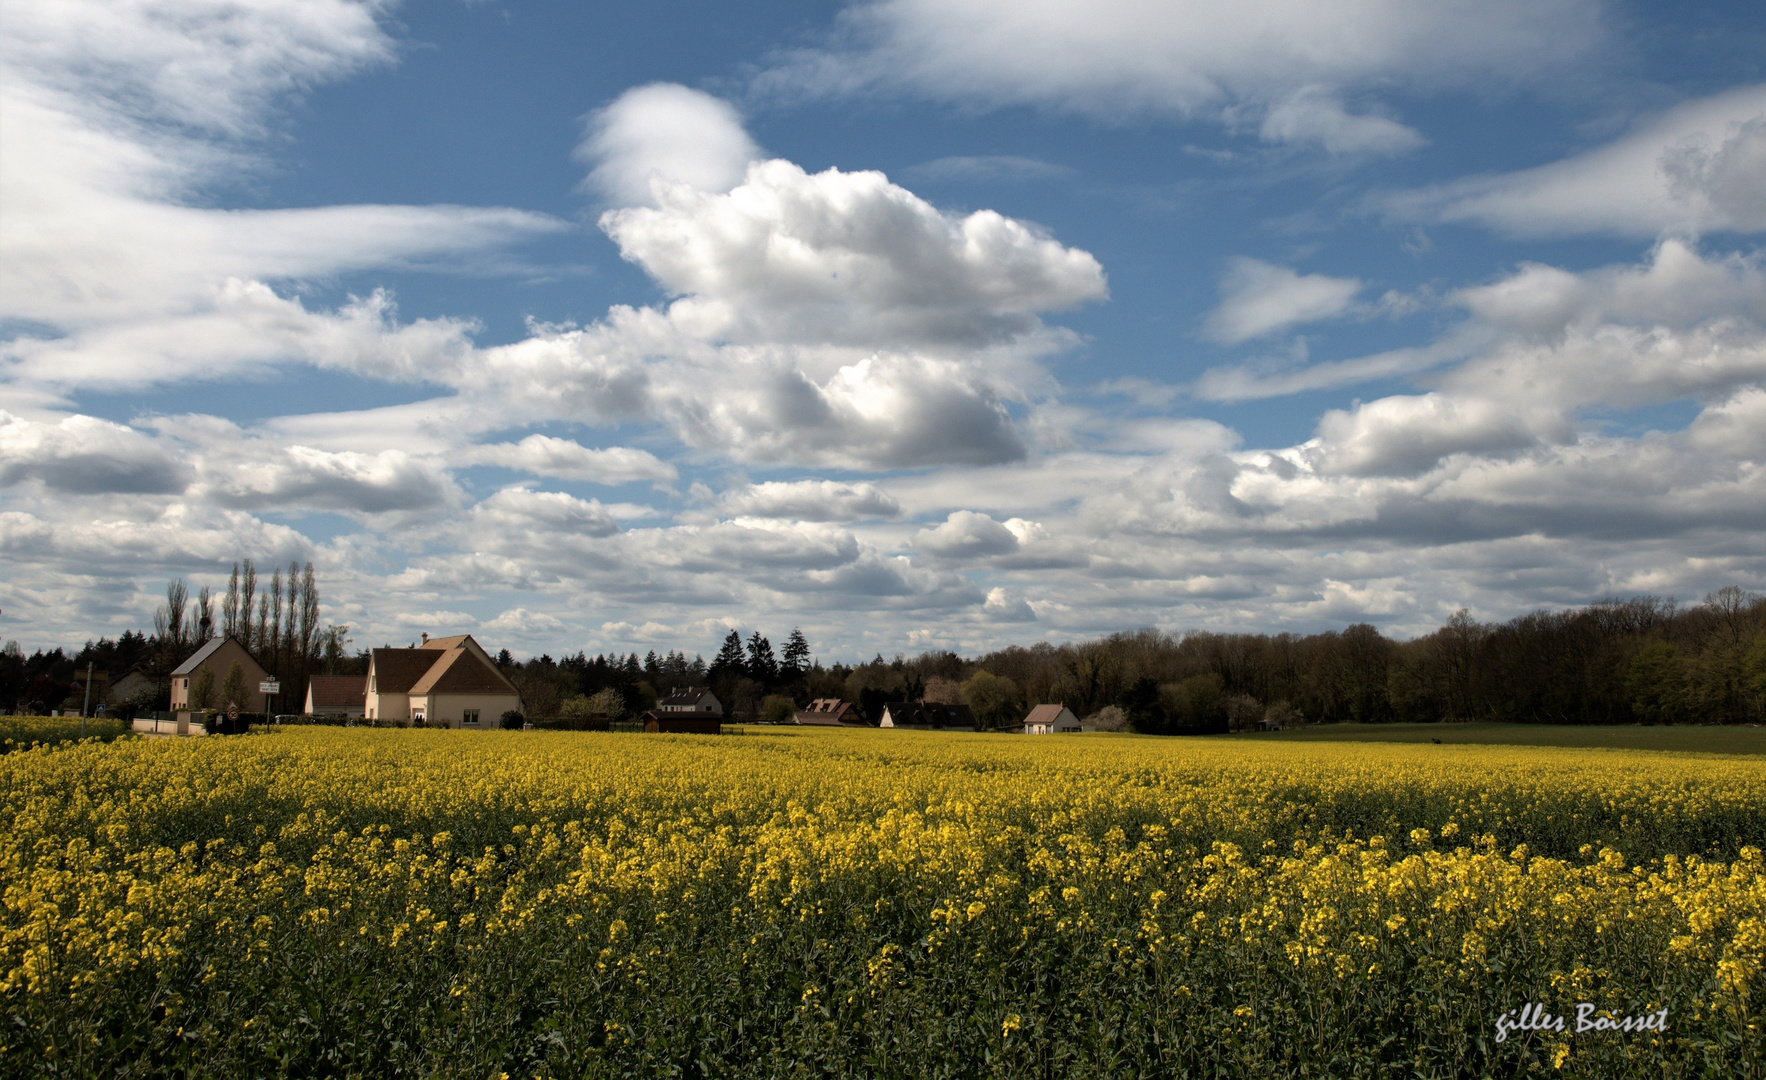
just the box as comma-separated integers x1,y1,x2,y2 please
8,586,1763,728
733,588,1766,731
947,588,1765,730
1,558,351,715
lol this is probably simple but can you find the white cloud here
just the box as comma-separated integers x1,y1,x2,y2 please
914,510,1021,557
0,412,190,494
464,436,677,485
716,480,900,521
1195,240,1766,403
600,159,1107,348
1203,258,1363,343
393,611,475,628
579,83,761,206
1391,84,1766,237
0,0,565,401
1258,88,1424,156
198,443,458,515
762,0,1599,153
1311,394,1573,477
469,487,621,539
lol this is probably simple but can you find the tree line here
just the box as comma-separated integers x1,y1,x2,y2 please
6,584,1762,727
2,559,350,715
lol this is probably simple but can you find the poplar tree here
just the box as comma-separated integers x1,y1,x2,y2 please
222,563,240,640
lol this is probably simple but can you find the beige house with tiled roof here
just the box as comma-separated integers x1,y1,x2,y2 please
170,637,271,712
363,633,520,728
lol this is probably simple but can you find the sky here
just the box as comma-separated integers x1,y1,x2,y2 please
2,0,1764,662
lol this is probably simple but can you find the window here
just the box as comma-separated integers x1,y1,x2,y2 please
412,708,425,723
463,710,480,726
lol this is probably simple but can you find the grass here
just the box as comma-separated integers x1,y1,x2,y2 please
1223,721,1766,754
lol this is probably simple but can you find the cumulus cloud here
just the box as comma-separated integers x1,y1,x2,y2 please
914,510,1023,557
198,443,458,515
600,159,1107,348
579,83,761,206
464,436,677,485
0,412,191,494
1203,258,1363,343
1311,394,1573,477
716,480,900,521
761,0,1599,153
469,487,621,539
1390,84,1766,237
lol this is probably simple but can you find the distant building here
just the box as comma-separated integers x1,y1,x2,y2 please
169,638,271,712
108,669,155,706
878,702,977,730
363,634,520,728
1022,704,1081,735
656,687,722,716
304,675,366,718
794,698,866,726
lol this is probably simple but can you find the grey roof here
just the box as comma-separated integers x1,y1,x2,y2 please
170,637,233,676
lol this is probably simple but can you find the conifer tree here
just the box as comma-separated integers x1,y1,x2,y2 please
746,632,778,684
710,631,745,679
781,628,810,680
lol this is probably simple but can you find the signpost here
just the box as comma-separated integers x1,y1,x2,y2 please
259,680,280,718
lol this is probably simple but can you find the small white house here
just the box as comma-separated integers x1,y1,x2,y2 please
1022,704,1081,735
656,687,723,716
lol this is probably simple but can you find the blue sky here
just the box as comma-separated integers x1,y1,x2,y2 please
3,0,1764,661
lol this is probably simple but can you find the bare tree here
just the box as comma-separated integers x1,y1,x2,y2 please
239,560,257,649
268,567,283,678
222,563,240,640
195,585,213,643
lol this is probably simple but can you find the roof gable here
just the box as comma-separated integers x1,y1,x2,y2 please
1024,704,1078,727
370,648,444,695
171,637,263,676
408,647,518,696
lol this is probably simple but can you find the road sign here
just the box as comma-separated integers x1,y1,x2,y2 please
227,704,239,722
259,681,280,694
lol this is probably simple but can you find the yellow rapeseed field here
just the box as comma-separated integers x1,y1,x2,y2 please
3,727,1762,1078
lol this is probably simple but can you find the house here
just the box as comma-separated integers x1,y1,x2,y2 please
1022,704,1081,735
304,675,366,718
642,713,723,734
108,669,155,706
363,633,520,729
656,687,722,716
169,637,271,712
794,698,866,726
879,702,977,730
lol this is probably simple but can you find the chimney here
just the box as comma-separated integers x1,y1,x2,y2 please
421,633,429,644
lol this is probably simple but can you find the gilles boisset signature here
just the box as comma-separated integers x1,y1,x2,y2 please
1494,1003,1669,1042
